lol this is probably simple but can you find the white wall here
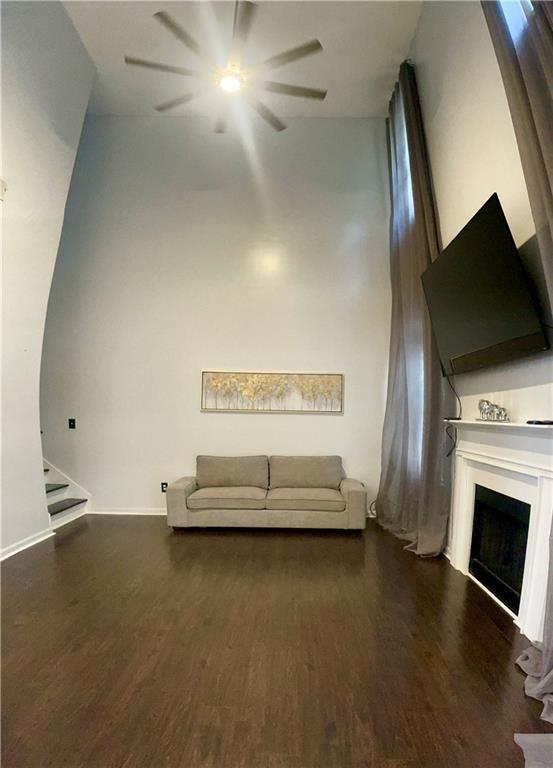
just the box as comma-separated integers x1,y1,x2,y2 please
40,116,391,511
410,1,553,422
1,2,94,552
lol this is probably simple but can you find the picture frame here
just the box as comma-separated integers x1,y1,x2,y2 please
200,371,344,414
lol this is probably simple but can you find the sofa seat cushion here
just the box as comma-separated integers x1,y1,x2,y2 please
266,487,345,512
269,456,343,490
187,486,267,510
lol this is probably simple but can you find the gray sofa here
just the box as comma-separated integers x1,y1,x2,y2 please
167,455,366,530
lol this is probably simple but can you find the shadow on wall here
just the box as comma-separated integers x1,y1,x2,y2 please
519,233,553,329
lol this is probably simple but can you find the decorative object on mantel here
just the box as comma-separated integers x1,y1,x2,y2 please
478,399,509,422
201,372,343,414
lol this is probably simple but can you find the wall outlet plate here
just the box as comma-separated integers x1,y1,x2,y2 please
68,418,76,429
161,482,168,493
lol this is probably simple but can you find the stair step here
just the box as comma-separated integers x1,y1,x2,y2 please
45,483,69,494
48,498,87,516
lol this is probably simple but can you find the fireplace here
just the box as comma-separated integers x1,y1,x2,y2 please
447,420,552,641
469,485,530,614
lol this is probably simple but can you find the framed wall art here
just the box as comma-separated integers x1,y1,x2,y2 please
201,371,344,414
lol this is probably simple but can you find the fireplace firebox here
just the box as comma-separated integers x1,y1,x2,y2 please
469,485,530,614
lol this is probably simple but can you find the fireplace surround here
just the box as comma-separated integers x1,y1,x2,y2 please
447,420,553,642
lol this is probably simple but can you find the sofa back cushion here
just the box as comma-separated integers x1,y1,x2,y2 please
196,455,269,489
269,456,343,490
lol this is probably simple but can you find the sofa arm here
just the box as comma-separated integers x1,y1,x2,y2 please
340,478,367,529
166,476,197,528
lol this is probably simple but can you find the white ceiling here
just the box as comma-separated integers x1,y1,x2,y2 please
65,1,421,118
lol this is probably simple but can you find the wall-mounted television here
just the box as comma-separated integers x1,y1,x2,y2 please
421,194,548,376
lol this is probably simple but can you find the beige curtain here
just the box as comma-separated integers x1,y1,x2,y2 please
482,0,553,319
482,0,553,727
376,62,453,557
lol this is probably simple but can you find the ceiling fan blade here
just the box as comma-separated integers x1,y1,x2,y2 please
124,56,198,77
258,81,327,100
154,11,211,63
246,95,286,131
257,39,323,72
229,1,258,68
154,92,200,112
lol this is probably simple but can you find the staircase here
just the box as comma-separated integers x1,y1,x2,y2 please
43,464,89,528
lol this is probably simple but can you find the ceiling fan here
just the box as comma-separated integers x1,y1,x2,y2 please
124,1,327,132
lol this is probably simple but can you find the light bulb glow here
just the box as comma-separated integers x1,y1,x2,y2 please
220,74,241,93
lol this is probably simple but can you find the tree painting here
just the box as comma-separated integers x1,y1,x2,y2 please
201,372,343,413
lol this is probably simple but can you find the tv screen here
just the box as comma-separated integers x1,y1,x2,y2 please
421,194,548,375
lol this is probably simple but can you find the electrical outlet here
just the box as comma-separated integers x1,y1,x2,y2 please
161,482,168,493
68,418,76,429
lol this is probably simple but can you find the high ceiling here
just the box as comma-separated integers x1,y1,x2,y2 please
64,1,421,118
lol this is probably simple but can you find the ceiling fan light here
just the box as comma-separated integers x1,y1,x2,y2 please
220,74,241,93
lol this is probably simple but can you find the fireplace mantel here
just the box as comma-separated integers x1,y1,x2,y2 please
446,418,553,642
445,419,553,434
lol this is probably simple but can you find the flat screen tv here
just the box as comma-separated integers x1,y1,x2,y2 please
421,194,548,375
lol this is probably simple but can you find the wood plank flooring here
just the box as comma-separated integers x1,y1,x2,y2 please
2,515,551,768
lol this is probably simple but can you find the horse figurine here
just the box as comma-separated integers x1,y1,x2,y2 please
478,399,509,421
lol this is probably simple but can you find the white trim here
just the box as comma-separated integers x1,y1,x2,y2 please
456,448,553,478
448,426,552,643
50,506,88,530
517,475,553,641
445,419,553,434
89,508,166,516
1,528,55,561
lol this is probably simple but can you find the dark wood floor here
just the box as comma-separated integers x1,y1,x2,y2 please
2,516,551,768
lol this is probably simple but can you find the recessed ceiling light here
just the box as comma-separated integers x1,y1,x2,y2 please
220,73,241,93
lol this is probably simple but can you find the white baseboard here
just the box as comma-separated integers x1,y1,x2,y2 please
1,528,55,561
89,508,166,516
50,506,88,530
0,508,165,561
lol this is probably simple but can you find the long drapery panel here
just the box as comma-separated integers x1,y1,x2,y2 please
482,0,553,319
376,62,453,557
482,0,553,726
